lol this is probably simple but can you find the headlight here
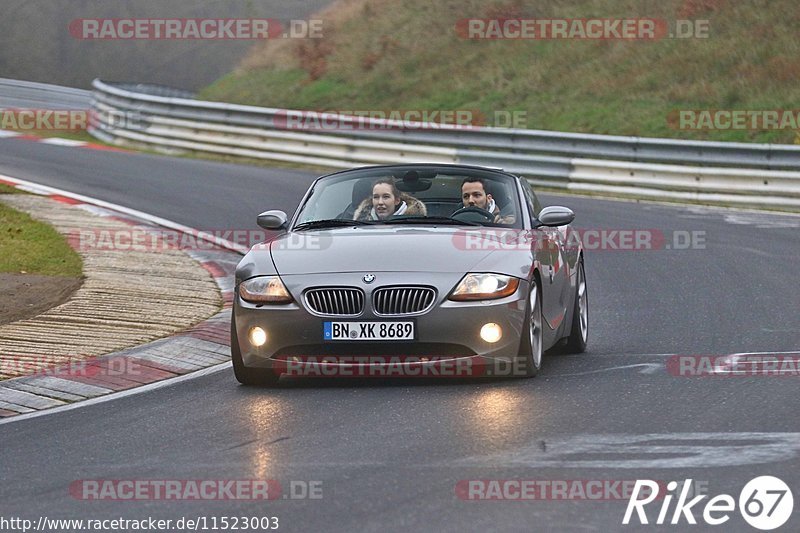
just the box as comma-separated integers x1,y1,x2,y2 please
239,276,293,304
449,273,520,301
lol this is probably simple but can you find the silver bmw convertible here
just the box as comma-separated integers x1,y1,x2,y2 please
232,164,588,385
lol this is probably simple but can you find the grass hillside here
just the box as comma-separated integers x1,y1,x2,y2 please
0,197,82,277
200,0,800,143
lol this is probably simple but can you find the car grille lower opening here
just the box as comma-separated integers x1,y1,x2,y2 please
273,343,476,358
304,288,364,316
373,286,436,316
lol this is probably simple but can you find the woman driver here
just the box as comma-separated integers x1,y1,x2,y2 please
354,178,427,221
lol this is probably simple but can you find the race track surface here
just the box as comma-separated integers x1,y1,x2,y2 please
1,136,800,532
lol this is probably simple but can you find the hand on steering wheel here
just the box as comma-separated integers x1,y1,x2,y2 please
451,205,495,222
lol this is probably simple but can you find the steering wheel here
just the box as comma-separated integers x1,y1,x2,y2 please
451,206,495,223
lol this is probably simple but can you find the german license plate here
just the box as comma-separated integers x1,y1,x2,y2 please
323,321,415,341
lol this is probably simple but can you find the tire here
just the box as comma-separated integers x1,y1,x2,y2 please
516,278,544,378
231,317,281,386
563,258,588,354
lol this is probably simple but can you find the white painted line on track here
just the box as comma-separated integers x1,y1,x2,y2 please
586,351,800,358
2,175,797,425
0,173,248,254
574,353,680,357
546,363,663,378
38,138,87,147
450,432,800,469
0,172,245,424
0,362,231,426
730,350,800,355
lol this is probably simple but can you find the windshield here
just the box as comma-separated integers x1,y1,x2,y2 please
294,168,523,229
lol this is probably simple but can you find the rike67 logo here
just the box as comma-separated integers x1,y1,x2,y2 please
623,476,794,530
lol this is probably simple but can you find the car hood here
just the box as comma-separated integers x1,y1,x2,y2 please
267,227,514,275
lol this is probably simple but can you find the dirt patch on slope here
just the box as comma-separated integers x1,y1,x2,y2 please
0,274,83,325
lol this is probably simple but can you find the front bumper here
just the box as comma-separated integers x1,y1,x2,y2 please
233,272,529,377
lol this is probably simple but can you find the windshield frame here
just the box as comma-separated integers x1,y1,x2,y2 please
289,165,526,231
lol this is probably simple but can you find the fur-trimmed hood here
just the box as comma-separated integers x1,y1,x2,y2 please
353,193,427,221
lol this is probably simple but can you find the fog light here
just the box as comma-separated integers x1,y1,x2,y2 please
480,323,502,343
249,327,267,347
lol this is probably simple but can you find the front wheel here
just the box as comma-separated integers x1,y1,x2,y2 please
516,279,544,377
563,258,588,354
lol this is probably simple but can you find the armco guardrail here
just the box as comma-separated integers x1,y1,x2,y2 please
0,78,92,110
89,78,800,210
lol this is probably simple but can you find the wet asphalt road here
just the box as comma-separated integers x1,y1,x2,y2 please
1,136,800,532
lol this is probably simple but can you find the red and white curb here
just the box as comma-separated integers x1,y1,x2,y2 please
0,174,245,422
0,129,130,152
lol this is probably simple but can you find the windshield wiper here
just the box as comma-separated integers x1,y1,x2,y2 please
293,219,375,231
383,216,483,226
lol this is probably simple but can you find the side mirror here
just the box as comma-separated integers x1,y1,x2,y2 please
536,206,575,227
257,210,288,230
